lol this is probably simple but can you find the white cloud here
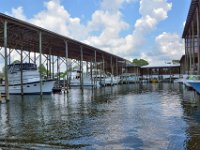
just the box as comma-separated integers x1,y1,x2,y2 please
8,6,27,21
6,0,182,65
155,32,184,60
29,0,88,40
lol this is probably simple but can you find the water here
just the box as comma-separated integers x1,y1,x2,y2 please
0,83,200,149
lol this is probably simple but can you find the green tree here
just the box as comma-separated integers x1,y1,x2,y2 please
38,64,47,77
132,58,149,66
59,71,67,79
12,60,21,64
172,60,179,64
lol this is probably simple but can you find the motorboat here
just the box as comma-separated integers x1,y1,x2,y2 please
120,73,139,84
173,74,188,84
100,72,121,86
0,63,55,94
186,75,200,93
69,71,101,88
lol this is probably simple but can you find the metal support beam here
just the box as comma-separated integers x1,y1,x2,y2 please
197,6,200,74
94,50,97,88
110,56,113,85
189,29,192,74
4,20,9,101
80,46,83,90
192,20,195,74
39,31,43,96
20,48,23,95
57,56,60,87
65,40,69,92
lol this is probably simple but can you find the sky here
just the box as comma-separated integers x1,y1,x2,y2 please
0,0,191,65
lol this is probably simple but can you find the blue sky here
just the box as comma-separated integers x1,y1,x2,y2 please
0,0,191,64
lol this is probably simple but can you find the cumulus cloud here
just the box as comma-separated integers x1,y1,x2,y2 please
30,0,88,40
6,0,183,65
155,32,184,60
7,6,27,21
84,0,173,58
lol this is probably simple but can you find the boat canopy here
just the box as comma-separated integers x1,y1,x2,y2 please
8,63,37,73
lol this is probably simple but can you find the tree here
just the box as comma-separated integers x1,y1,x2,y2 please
12,60,21,64
172,60,179,64
132,58,149,67
38,64,47,77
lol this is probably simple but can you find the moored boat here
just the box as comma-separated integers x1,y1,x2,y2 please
186,75,200,93
0,63,55,94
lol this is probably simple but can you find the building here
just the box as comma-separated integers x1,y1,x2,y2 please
182,0,200,75
126,64,140,76
179,55,187,74
141,64,180,81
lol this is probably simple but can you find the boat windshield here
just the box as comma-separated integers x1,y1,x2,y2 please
8,63,37,73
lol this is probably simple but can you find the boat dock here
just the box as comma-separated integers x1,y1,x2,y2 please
0,13,140,99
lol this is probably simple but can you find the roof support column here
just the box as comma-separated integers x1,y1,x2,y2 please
39,31,43,96
192,20,195,74
4,20,9,101
197,5,200,74
110,56,113,85
116,58,118,76
102,55,105,86
80,46,83,90
20,48,23,95
94,50,97,88
57,56,60,87
189,29,192,74
65,40,69,92
185,37,189,74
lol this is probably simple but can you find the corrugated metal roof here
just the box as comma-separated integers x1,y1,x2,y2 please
182,0,199,38
141,64,180,68
0,13,126,63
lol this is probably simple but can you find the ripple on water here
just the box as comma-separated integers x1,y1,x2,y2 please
0,83,200,149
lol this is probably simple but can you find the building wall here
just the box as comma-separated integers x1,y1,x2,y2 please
141,66,180,76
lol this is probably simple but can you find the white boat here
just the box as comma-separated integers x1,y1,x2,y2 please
100,72,121,86
70,71,101,88
0,63,55,94
185,75,200,88
120,73,139,83
173,74,188,84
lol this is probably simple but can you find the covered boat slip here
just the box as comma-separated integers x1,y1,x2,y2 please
182,0,200,75
182,0,200,94
0,13,127,100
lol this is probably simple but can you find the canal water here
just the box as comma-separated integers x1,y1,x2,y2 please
0,83,200,149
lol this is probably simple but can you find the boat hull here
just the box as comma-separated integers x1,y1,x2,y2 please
70,79,101,88
187,80,200,94
0,80,55,95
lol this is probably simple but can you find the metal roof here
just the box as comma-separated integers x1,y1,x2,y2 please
0,13,126,63
141,64,180,69
182,0,199,38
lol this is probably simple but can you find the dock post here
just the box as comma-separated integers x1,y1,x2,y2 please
65,40,69,93
20,48,24,95
94,50,97,88
192,20,195,74
80,46,83,90
39,31,43,96
125,61,128,84
196,7,200,74
0,78,2,103
102,56,105,87
52,56,55,79
57,56,60,88
110,56,113,86
116,58,118,85
4,20,9,101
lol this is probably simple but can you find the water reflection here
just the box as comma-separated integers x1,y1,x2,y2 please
0,83,200,149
